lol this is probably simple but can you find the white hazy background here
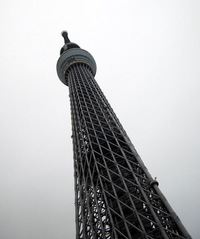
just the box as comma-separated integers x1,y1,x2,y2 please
1,1,200,238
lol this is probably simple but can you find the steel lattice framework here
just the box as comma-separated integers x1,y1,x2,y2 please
57,32,192,239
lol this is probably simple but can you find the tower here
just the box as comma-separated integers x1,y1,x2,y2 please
57,32,191,239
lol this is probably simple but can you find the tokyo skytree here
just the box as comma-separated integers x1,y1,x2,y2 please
56,31,191,239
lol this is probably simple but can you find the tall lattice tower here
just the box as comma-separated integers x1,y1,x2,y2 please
56,32,191,239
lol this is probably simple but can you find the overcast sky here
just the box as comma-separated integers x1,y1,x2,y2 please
0,1,200,238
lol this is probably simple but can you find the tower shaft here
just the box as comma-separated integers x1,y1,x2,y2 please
57,32,192,239
68,64,190,239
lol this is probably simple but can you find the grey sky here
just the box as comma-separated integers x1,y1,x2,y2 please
0,0,200,238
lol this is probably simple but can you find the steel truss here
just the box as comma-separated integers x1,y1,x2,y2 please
66,63,191,239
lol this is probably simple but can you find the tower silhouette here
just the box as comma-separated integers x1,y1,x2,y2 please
57,32,191,239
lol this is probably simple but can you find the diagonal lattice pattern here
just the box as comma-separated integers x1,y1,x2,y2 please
66,63,190,239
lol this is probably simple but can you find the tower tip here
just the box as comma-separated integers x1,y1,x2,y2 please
61,31,70,44
61,30,68,37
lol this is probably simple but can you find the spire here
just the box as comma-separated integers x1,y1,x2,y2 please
61,31,70,44
59,31,80,55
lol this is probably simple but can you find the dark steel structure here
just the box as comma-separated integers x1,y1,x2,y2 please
57,32,191,239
